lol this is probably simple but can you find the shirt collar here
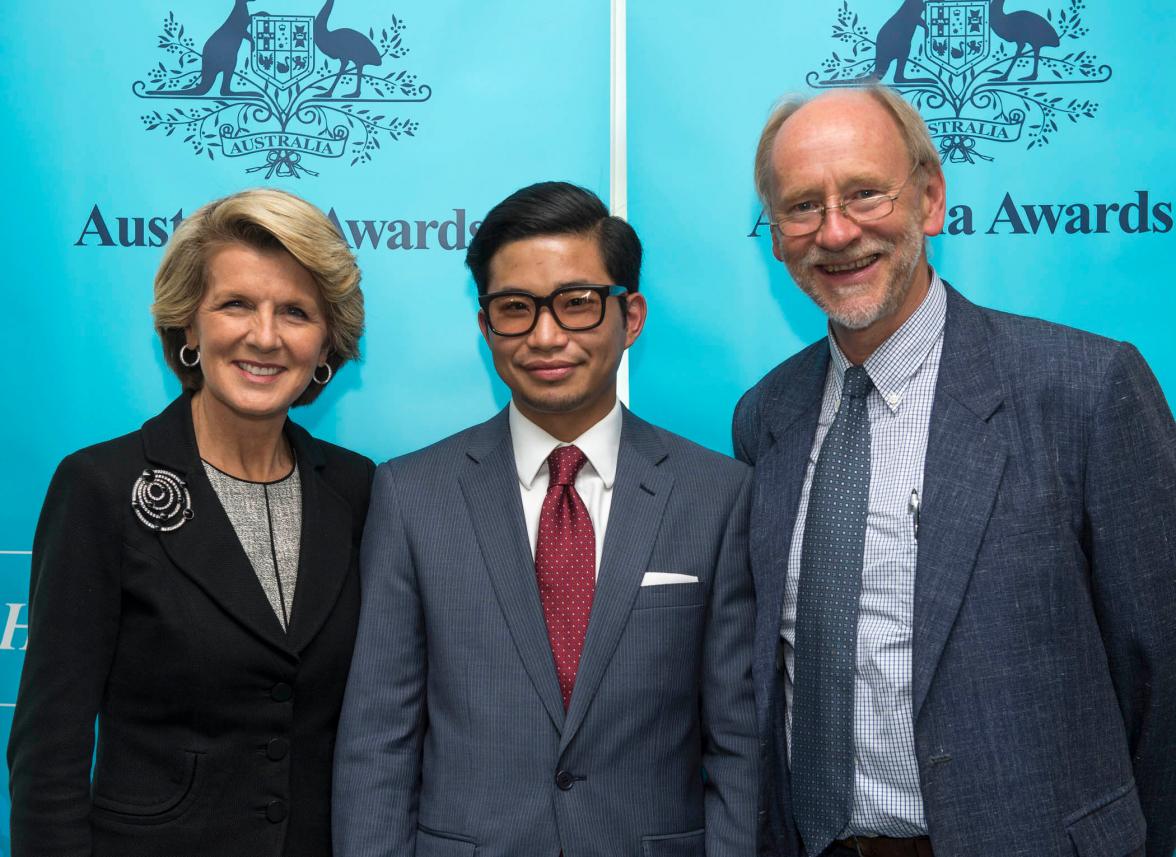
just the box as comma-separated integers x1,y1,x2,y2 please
827,269,947,413
509,399,622,490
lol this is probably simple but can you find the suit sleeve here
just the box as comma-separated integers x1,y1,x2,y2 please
8,452,124,857
333,463,426,857
732,387,762,466
1083,343,1176,857
701,467,760,855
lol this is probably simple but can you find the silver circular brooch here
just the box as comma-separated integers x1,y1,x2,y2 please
131,468,193,532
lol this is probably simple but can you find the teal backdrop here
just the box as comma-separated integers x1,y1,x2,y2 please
629,1,1174,452
0,1,610,849
1,1,1173,852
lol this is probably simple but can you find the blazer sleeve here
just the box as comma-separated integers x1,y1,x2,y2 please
332,463,426,857
732,386,763,466
701,467,759,855
8,451,125,857
1082,342,1176,857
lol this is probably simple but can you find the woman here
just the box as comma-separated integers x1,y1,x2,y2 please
8,188,373,856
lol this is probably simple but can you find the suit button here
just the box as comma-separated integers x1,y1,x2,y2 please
266,799,287,823
267,738,290,760
271,682,293,702
555,770,575,791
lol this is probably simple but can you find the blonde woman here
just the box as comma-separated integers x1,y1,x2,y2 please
9,189,373,857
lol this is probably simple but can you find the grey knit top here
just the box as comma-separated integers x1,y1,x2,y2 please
203,460,302,631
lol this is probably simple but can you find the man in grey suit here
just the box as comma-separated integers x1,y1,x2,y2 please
735,85,1176,857
334,182,757,857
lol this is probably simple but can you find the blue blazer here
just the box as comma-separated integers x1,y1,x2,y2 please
733,285,1176,857
332,407,758,857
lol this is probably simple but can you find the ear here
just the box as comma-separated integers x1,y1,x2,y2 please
622,292,647,349
920,165,948,237
184,325,199,350
769,219,787,262
477,309,491,345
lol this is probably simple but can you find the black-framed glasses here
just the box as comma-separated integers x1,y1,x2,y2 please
772,162,923,237
479,284,630,337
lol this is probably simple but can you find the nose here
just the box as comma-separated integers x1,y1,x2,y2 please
526,306,569,350
247,308,280,351
814,204,862,251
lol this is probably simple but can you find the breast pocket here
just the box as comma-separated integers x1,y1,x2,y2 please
632,582,705,610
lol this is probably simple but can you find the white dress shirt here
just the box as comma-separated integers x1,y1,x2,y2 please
509,399,622,576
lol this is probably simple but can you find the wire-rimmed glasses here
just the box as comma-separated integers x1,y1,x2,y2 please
772,162,923,237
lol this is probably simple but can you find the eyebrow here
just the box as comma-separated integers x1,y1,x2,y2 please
779,173,891,200
492,280,604,293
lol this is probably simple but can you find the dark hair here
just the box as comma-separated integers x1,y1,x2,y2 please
465,182,642,296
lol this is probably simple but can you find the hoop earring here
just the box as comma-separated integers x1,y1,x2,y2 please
178,344,200,368
312,363,333,385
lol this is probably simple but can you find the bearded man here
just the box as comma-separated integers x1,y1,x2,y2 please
734,85,1176,857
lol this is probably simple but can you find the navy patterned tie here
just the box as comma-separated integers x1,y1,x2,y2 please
791,365,872,856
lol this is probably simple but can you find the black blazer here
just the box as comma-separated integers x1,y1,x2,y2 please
8,394,374,857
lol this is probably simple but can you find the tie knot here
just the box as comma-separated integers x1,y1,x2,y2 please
842,365,872,400
547,445,588,486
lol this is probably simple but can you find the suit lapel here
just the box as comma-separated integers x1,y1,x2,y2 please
142,395,292,656
912,286,1007,718
285,423,355,653
748,343,827,729
560,410,672,753
458,410,566,732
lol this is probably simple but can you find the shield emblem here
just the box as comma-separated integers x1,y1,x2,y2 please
925,0,989,74
251,16,315,90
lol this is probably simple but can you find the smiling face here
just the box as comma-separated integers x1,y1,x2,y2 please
768,91,945,357
479,232,646,441
186,242,329,431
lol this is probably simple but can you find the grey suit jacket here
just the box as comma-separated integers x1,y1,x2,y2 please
333,407,758,857
733,285,1176,857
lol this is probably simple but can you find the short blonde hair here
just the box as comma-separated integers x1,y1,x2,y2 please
152,188,364,406
753,85,942,212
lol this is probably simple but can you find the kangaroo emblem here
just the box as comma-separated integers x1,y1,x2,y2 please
154,0,257,96
868,0,937,83
314,0,383,98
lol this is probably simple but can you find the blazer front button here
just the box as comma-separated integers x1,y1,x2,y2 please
266,799,287,823
267,738,290,760
271,682,293,702
555,770,575,791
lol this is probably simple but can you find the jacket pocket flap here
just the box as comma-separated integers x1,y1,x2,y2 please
642,828,705,857
417,826,477,857
1065,781,1146,857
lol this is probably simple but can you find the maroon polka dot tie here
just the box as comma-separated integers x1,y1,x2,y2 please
535,445,596,710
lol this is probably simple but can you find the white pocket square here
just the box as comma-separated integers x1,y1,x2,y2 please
640,572,699,586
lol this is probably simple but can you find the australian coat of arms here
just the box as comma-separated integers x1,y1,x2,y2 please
809,0,1111,162
133,0,431,177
